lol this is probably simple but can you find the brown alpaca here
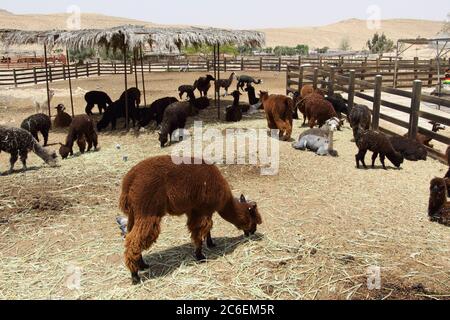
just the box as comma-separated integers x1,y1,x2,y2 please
404,121,445,148
296,89,324,126
119,155,262,285
260,91,294,141
54,104,72,128
304,94,338,129
428,177,450,226
59,115,98,159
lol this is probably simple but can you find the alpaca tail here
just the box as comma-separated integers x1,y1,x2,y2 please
32,139,57,166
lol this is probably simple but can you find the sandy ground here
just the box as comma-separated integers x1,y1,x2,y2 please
0,72,449,300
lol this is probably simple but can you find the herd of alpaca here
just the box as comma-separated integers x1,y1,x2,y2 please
2,73,450,286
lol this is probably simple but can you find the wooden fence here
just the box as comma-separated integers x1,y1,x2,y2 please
286,64,450,161
2,56,449,88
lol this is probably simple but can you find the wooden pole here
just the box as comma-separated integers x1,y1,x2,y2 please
328,67,335,96
66,49,75,117
408,80,422,139
372,75,382,131
299,66,304,93
313,68,319,90
43,43,51,117
13,69,17,88
217,43,221,120
133,48,139,90
348,70,356,112
139,45,147,107
123,41,129,130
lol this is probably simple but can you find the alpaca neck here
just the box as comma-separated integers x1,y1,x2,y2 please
32,139,51,163
233,96,240,106
218,197,247,230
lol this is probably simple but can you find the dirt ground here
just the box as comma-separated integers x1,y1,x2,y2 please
0,71,449,300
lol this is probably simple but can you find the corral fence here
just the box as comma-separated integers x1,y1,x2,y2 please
2,56,450,88
286,63,450,162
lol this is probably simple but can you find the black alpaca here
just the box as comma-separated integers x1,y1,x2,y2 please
20,113,52,147
97,88,141,131
236,75,262,92
245,85,260,106
85,91,114,116
226,91,243,122
138,97,178,128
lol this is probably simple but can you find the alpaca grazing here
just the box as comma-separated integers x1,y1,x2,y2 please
303,94,338,129
389,136,428,161
236,75,262,91
428,178,450,226
226,91,243,123
0,126,57,174
260,91,294,141
158,93,204,148
84,91,114,115
215,72,235,96
355,129,404,170
292,118,340,157
33,90,55,114
59,115,98,159
119,155,262,284
178,84,197,100
54,104,72,128
348,104,372,139
195,74,215,97
20,113,52,147
137,97,178,128
97,88,141,131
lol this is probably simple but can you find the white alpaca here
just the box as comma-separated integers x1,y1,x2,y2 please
34,90,55,114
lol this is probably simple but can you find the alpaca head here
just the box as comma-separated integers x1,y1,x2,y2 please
388,151,404,168
46,150,58,167
205,74,216,82
49,90,55,99
231,90,241,100
322,117,341,132
238,195,262,237
158,132,169,148
430,121,445,133
259,91,269,102
58,144,71,159
55,104,65,112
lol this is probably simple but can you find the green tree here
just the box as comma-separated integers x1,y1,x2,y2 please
366,33,394,55
339,37,351,51
317,47,329,54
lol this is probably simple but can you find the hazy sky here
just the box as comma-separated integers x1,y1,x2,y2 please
0,0,448,29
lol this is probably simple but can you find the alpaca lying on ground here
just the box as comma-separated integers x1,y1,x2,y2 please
0,126,57,174
348,104,372,139
20,113,52,147
54,104,72,128
33,90,55,114
226,91,243,123
84,91,113,115
97,88,141,131
215,72,235,96
236,75,262,91
260,91,294,141
405,121,445,148
428,178,450,226
119,155,262,284
178,84,197,100
137,97,178,128
389,136,428,161
355,129,404,170
195,74,215,97
292,118,340,156
59,115,98,159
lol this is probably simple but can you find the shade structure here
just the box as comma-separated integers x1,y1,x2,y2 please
0,25,265,53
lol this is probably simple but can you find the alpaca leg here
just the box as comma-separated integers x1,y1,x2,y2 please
371,152,379,169
124,216,162,285
380,154,387,170
85,103,94,116
355,149,367,169
206,231,216,248
19,149,28,171
32,131,39,143
8,150,18,174
187,212,213,261
42,130,49,147
111,118,117,131
92,132,98,150
309,117,317,129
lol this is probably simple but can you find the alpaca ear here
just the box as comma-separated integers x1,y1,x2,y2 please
240,194,246,203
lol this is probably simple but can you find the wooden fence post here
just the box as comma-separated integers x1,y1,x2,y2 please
286,65,290,95
75,64,78,79
207,59,210,72
97,58,101,76
33,67,37,84
313,68,319,90
149,61,152,73
328,67,335,96
361,58,367,92
372,75,382,131
413,57,418,80
408,80,422,139
279,57,282,72
241,57,244,71
260,57,263,71
428,59,433,87
63,65,66,80
348,70,356,112
13,69,17,87
86,63,90,77
223,58,227,72
114,63,117,74
167,60,170,72
49,66,53,82
299,66,304,93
